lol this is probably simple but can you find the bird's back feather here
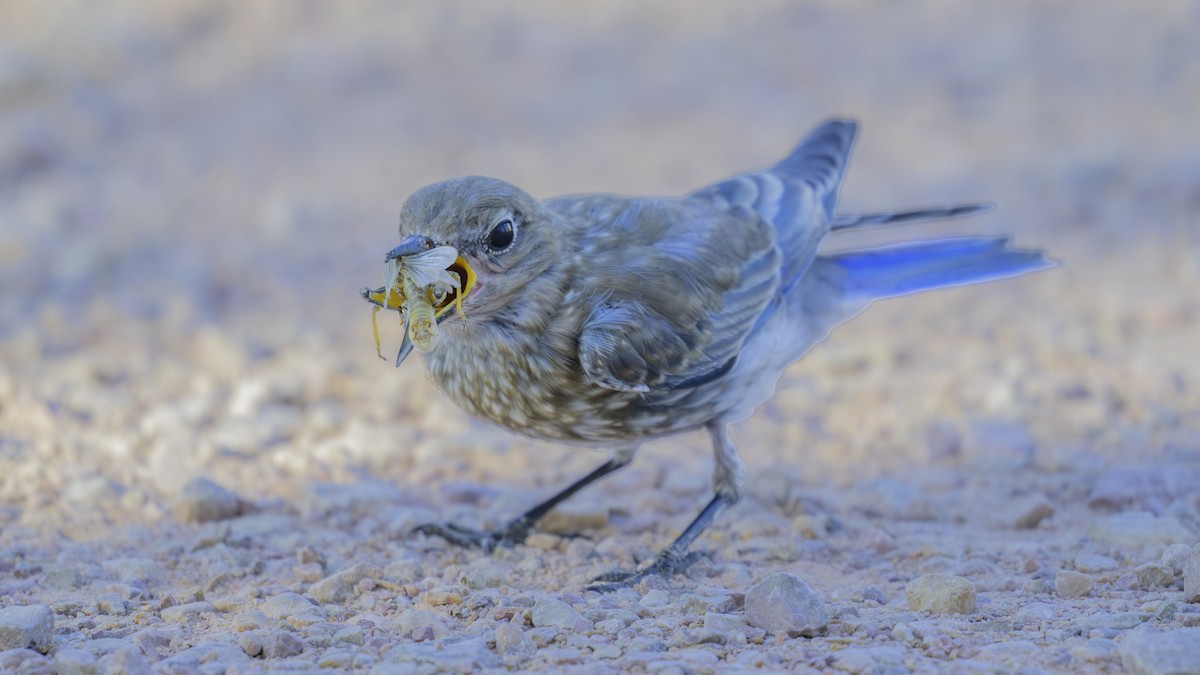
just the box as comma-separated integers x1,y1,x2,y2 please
689,119,859,289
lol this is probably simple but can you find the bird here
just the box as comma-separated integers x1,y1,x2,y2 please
363,119,1053,591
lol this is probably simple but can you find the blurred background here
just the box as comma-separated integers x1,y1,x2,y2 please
1,1,1197,535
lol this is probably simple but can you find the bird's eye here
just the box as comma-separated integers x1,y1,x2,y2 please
485,218,515,252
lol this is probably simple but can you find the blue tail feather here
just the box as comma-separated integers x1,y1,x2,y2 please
830,237,1055,301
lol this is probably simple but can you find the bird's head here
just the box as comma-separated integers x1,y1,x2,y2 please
396,176,558,317
361,176,561,363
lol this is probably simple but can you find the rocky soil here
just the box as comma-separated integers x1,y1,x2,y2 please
2,2,1199,673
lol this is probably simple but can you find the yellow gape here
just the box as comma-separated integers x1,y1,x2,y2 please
361,247,476,359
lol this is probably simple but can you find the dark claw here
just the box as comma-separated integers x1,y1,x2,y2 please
409,517,538,553
586,550,706,593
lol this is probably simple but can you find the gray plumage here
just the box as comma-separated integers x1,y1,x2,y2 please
377,120,1053,589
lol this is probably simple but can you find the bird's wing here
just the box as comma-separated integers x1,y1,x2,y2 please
688,119,858,290
554,196,781,392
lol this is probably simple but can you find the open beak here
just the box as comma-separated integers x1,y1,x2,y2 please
360,235,477,367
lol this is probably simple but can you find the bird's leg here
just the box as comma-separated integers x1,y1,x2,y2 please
588,492,733,592
588,422,745,592
411,449,636,552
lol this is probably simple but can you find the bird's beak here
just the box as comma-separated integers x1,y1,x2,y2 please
385,235,435,262
360,235,477,368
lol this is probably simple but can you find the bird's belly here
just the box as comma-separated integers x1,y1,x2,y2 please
427,353,723,445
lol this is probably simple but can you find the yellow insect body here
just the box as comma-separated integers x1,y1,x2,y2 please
403,273,438,352
362,245,475,358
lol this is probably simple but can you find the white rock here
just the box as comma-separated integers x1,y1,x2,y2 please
53,647,98,675
176,477,241,522
308,562,382,604
1184,548,1200,603
531,597,591,632
238,629,305,658
1056,570,1094,599
0,605,54,652
160,601,215,623
1162,544,1193,575
905,574,977,614
640,589,670,608
1119,628,1200,675
460,563,512,589
745,572,829,636
1134,563,1175,589
703,612,748,645
395,609,449,638
1009,494,1055,529
96,593,126,616
494,621,535,666
260,592,325,620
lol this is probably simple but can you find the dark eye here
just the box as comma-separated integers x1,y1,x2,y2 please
486,219,515,252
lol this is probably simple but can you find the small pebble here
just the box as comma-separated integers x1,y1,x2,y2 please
745,572,830,636
1056,570,1094,599
395,609,448,638
0,605,54,652
494,621,535,665
239,629,305,658
234,610,268,631
334,626,364,645
1134,563,1174,589
260,592,324,620
99,646,152,674
592,644,622,659
308,562,382,604
905,574,977,614
531,597,591,632
161,601,215,623
1161,544,1193,575
640,589,670,608
176,477,241,523
96,593,127,616
1009,494,1055,529
54,647,99,675
704,612,749,645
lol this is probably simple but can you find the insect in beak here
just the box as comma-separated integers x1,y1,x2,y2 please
360,241,477,366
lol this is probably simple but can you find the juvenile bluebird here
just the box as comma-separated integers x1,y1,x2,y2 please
363,120,1052,590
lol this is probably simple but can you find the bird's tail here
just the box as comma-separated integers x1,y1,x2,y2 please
828,237,1055,303
831,203,994,231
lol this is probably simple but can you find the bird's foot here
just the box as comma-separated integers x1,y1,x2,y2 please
587,550,706,593
410,517,536,553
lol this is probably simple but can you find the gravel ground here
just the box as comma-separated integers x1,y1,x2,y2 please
2,2,1199,673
